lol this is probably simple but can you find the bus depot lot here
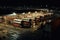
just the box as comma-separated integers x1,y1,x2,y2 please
0,9,53,40
0,23,34,40
0,21,45,40
0,10,53,36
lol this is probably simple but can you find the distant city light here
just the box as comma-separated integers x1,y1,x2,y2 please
46,5,48,7
41,5,42,7
50,10,53,12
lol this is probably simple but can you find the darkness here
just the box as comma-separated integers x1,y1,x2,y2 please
0,0,60,15
0,0,60,7
0,0,60,40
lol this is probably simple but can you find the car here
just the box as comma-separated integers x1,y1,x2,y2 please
0,17,4,23
12,19,22,27
13,19,22,24
21,18,32,28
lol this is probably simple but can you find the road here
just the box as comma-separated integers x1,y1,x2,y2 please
0,22,42,40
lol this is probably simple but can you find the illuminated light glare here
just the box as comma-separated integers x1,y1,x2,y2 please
8,12,16,16
35,11,37,13
12,12,16,15
48,13,52,15
22,12,25,14
28,12,31,14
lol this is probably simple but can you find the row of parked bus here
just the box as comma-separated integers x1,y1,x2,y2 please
7,14,53,28
0,11,53,28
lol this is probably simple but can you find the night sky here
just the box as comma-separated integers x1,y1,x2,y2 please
0,0,60,15
0,0,60,7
